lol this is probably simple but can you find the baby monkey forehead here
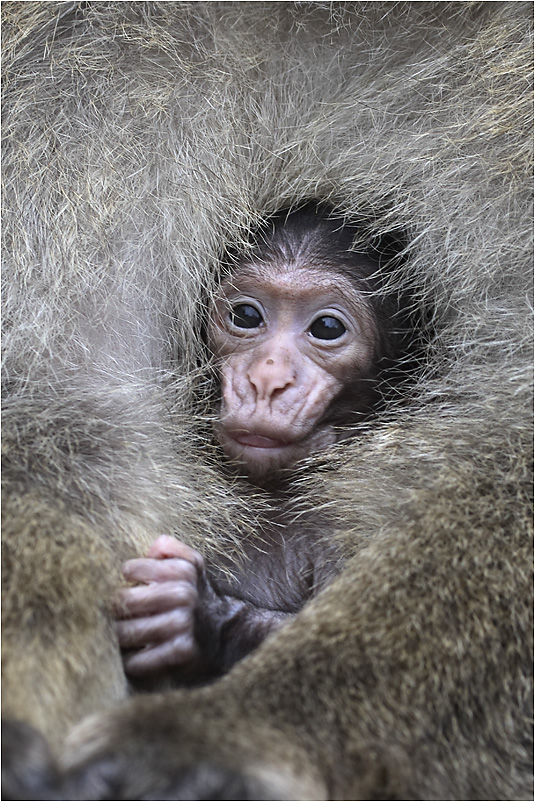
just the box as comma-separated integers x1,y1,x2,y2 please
220,261,372,309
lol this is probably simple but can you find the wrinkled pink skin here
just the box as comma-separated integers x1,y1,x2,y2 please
210,261,376,477
116,536,203,676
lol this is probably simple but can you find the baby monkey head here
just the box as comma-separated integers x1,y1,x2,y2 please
209,204,405,480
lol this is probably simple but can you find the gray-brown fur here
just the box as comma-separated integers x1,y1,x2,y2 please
2,2,533,799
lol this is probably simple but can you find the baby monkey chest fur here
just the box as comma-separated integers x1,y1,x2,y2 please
195,510,342,678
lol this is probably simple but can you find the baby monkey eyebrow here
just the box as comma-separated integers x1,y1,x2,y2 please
221,262,368,303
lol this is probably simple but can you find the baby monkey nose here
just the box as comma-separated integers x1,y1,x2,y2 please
247,355,296,401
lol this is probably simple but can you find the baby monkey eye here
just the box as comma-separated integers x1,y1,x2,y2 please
310,315,347,340
230,303,264,329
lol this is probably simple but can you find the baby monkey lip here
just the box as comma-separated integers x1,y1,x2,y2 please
233,433,291,449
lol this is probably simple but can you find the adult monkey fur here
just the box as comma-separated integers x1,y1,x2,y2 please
1,1,533,800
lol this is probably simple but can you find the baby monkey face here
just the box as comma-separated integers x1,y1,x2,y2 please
209,260,378,478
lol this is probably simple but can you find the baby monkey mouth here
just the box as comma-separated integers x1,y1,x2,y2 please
233,432,291,449
218,423,337,478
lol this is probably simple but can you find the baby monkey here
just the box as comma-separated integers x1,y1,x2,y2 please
116,204,412,681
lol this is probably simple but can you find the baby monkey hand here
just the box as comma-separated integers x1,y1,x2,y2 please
116,535,204,676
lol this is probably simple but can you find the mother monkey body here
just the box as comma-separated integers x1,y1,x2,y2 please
2,3,533,801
